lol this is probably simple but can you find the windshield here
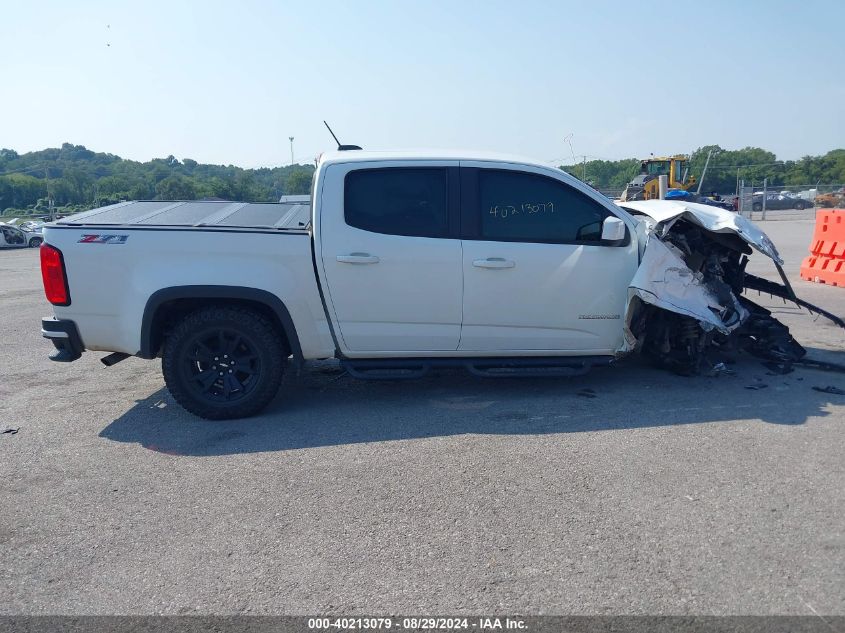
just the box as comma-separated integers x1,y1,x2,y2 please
675,160,687,184
646,161,670,176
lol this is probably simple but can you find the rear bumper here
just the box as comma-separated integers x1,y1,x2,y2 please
42,317,84,362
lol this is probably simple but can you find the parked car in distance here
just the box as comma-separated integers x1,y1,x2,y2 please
719,195,739,211
18,220,45,233
751,193,810,211
815,188,845,208
696,196,734,211
0,223,43,248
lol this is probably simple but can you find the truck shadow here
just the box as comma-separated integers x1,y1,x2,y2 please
98,354,845,457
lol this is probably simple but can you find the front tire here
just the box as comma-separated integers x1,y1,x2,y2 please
752,202,762,212
794,201,806,210
162,306,287,420
29,237,43,248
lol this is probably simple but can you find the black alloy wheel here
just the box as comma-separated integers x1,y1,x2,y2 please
162,306,286,419
182,328,261,402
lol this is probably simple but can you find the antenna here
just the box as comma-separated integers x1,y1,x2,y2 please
323,120,362,151
323,121,341,147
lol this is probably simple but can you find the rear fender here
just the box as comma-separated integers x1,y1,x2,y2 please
139,285,302,361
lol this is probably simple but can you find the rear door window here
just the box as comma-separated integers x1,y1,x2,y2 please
478,170,608,243
345,168,448,238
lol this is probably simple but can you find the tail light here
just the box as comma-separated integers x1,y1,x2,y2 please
40,244,71,306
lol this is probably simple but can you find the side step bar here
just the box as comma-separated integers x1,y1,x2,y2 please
341,356,613,380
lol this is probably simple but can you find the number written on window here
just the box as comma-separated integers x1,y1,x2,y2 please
489,202,555,219
479,170,607,243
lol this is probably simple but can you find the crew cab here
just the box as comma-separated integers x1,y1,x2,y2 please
39,150,833,419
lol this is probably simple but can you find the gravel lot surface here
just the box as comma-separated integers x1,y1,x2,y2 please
1,218,843,615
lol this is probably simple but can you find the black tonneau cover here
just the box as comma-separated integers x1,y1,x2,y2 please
55,200,311,230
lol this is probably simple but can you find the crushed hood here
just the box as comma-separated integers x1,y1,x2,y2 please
619,199,783,265
611,200,841,370
615,200,777,354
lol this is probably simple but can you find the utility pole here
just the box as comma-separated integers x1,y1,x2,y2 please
696,149,713,195
289,137,295,166
762,178,768,220
581,155,587,181
45,165,55,221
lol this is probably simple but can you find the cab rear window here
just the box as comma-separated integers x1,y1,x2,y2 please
345,168,448,238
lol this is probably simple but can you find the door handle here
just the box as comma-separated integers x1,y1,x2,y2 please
337,253,380,264
473,257,515,269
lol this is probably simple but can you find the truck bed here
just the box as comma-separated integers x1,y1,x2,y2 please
56,200,310,231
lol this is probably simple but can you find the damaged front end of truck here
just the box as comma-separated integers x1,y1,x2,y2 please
617,200,845,375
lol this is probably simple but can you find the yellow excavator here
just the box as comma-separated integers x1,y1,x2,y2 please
620,155,696,201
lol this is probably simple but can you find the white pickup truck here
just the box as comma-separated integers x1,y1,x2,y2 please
40,150,841,419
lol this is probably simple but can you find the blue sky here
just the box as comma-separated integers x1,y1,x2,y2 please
3,0,843,167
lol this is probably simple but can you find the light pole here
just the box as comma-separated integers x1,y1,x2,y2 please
289,137,294,166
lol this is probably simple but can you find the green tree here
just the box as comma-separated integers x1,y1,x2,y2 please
0,174,47,208
560,158,639,189
689,145,781,192
285,169,313,195
155,175,197,200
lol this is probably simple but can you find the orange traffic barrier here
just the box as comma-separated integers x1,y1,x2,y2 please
800,209,845,286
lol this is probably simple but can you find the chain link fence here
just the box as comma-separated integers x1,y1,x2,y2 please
600,181,845,221
737,183,844,220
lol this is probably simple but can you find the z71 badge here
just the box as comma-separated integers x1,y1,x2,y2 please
78,234,129,244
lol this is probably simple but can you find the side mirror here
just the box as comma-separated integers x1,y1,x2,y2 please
601,216,626,242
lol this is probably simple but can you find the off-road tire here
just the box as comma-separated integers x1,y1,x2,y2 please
162,306,287,420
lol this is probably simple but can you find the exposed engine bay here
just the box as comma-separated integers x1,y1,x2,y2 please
617,201,845,375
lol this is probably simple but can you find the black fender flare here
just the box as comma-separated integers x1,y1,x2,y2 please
139,285,303,361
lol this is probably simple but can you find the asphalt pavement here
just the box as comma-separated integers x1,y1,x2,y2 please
0,217,843,615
